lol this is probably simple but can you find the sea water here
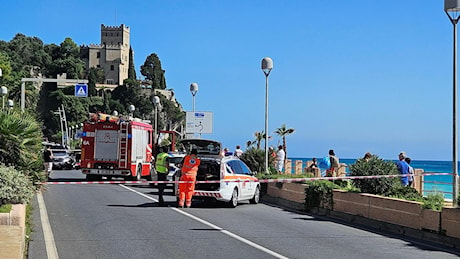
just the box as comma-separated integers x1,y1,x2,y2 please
290,157,458,200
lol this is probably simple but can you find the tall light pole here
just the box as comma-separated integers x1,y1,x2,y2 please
129,105,135,118
1,86,7,110
261,57,273,173
190,83,199,138
445,0,460,207
153,95,160,144
190,83,198,112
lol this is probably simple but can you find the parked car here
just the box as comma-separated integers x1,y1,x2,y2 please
51,150,75,170
173,139,260,207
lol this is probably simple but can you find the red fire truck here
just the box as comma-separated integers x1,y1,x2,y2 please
81,112,154,181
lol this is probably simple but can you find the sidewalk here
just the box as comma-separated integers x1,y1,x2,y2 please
0,225,24,259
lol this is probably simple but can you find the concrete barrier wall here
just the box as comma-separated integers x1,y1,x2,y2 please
332,190,371,217
367,195,423,230
267,182,306,203
441,207,460,238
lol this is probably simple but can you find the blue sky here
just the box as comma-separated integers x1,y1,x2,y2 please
0,1,455,161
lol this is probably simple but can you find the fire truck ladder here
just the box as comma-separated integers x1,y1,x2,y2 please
119,122,129,168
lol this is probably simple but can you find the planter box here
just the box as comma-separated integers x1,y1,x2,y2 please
0,204,26,227
333,190,371,217
421,208,440,232
0,204,26,259
268,183,456,242
441,207,460,239
367,195,422,230
267,182,306,203
332,189,441,232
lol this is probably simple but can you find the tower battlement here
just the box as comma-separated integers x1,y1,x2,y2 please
101,24,130,32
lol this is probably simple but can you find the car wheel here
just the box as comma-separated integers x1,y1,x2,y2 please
227,188,238,208
250,186,260,204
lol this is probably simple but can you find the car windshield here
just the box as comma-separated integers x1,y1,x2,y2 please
53,151,69,157
179,139,222,155
169,156,184,164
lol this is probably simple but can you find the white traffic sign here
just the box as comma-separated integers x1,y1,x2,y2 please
186,111,213,134
75,84,88,97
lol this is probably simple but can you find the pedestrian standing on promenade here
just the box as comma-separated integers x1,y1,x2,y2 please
405,157,415,187
224,147,233,156
327,149,340,177
363,152,372,161
276,145,285,174
305,157,318,173
396,151,410,186
43,146,53,180
178,148,201,208
234,145,243,158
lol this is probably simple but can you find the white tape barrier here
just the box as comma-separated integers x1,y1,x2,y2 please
40,172,452,185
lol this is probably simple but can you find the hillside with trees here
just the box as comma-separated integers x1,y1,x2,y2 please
0,33,185,145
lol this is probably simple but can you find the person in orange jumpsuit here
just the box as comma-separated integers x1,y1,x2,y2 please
178,148,201,208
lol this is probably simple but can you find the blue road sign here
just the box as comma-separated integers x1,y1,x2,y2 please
75,84,88,97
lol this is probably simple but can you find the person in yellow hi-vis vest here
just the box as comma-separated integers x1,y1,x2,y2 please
155,147,169,206
178,149,200,208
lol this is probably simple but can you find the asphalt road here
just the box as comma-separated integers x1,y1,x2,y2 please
27,169,460,259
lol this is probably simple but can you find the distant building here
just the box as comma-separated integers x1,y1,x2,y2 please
81,24,130,90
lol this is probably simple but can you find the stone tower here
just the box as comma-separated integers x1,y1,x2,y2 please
87,24,130,86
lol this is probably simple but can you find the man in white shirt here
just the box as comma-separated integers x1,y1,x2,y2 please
276,145,285,173
234,145,243,157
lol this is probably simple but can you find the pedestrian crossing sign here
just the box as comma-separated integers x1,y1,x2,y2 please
75,84,88,97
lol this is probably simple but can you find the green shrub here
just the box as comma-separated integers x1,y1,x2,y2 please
240,147,276,174
304,180,339,211
0,165,34,205
0,110,45,187
389,186,424,201
349,156,401,196
0,204,12,213
422,192,445,211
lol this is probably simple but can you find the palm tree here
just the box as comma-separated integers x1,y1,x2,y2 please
0,109,44,185
253,131,264,150
273,124,295,162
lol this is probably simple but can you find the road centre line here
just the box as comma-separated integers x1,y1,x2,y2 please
37,191,59,259
119,184,288,259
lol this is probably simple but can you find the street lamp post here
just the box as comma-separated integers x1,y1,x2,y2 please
190,83,198,112
1,86,7,110
153,95,160,144
445,0,460,207
190,83,199,138
129,105,135,118
7,99,13,109
261,57,273,173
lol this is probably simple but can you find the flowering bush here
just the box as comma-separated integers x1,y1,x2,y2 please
0,165,34,206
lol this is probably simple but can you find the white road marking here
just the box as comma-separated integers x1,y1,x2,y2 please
37,191,59,259
119,184,288,259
